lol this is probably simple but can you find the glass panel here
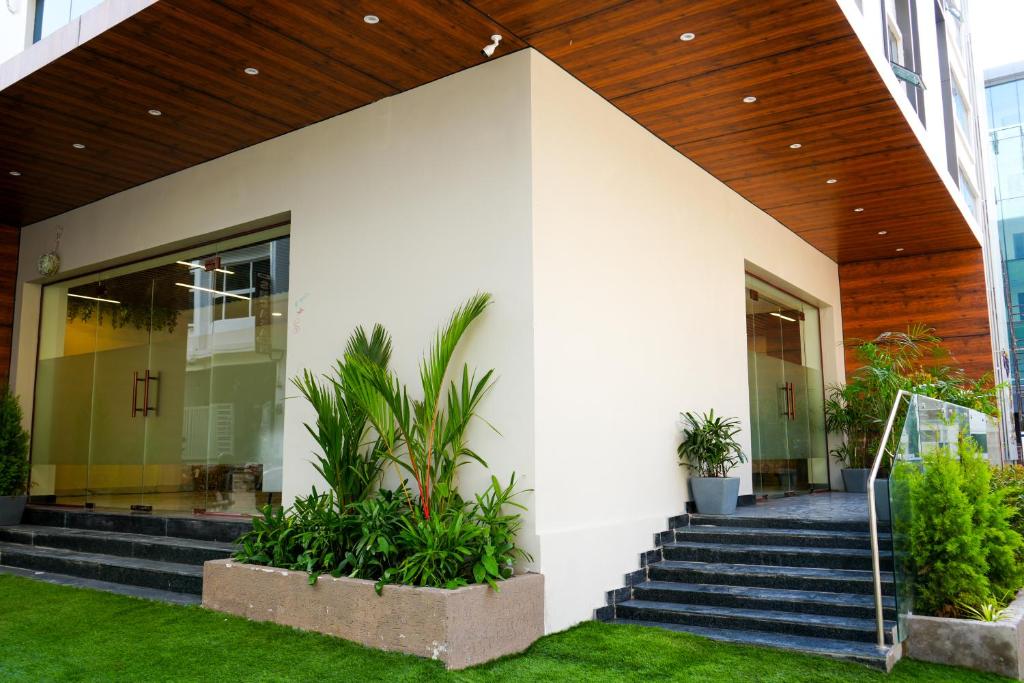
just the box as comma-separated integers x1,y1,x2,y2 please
84,276,154,509
204,239,289,512
745,275,828,497
35,0,104,41
30,284,99,504
887,394,994,641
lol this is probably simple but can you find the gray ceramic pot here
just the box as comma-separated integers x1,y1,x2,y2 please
690,477,740,515
874,479,891,523
842,468,870,493
0,495,26,526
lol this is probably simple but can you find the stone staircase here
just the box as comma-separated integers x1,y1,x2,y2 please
597,513,901,670
0,506,246,604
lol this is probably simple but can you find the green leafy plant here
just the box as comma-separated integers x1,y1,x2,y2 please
292,325,392,510
896,437,1024,618
825,325,1000,470
957,598,1011,622
343,293,495,520
0,388,29,497
991,464,1024,538
343,488,406,583
677,410,746,478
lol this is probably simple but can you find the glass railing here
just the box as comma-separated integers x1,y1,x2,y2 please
872,393,996,644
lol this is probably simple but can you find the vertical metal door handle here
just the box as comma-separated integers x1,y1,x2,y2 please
142,370,151,417
788,383,796,420
132,371,140,417
144,371,160,417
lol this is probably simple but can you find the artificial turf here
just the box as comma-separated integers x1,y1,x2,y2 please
0,574,1011,682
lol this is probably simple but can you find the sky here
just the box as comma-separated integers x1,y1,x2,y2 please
971,0,1024,72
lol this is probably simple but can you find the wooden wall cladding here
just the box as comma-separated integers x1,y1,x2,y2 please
0,225,17,387
0,0,981,269
838,249,994,379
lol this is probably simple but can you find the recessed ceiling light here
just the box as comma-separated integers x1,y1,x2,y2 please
243,67,259,75
363,14,379,24
8,170,20,176
896,247,905,252
680,32,696,41
789,143,802,149
742,96,758,103
271,311,283,317
148,109,162,116
877,230,888,235
853,207,865,212
72,143,86,149
826,178,838,184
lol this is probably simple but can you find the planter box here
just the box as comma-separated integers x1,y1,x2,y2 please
0,495,26,526
906,591,1024,679
202,559,544,670
689,476,740,515
842,468,870,493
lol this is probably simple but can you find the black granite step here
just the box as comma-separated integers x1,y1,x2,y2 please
0,565,201,605
0,525,234,566
661,541,891,571
609,620,891,670
631,581,896,620
688,514,877,533
614,599,895,645
23,506,251,543
673,525,893,551
0,542,203,594
647,560,895,596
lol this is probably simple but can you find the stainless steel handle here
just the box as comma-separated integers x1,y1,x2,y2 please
132,371,144,417
145,371,160,417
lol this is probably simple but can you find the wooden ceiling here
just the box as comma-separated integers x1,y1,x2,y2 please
0,0,979,264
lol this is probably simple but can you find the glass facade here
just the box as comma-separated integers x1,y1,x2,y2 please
745,275,829,497
987,74,1024,419
30,229,290,514
33,0,104,42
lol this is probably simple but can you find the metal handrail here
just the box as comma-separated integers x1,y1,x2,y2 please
867,389,910,648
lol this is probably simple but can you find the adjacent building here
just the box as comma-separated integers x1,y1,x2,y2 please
0,0,1010,632
986,61,1024,450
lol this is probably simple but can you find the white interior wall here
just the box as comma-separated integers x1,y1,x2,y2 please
12,50,539,564
528,51,845,632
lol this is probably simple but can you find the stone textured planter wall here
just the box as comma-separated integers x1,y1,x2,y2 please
906,591,1024,680
202,559,544,670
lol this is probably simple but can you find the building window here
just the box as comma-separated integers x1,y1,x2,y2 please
959,166,979,217
951,77,975,146
884,0,924,121
33,0,105,43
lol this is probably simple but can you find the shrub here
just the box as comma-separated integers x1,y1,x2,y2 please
991,464,1024,538
0,388,29,497
898,438,1024,617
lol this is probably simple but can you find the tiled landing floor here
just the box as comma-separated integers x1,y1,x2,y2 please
732,492,869,522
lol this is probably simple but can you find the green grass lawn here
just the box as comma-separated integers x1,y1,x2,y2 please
0,574,1011,682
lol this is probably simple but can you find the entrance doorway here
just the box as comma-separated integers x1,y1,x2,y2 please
29,229,290,514
745,274,828,497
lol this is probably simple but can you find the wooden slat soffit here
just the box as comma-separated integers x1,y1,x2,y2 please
0,0,977,265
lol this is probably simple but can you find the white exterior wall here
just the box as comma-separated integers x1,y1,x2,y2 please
0,0,31,64
528,53,845,632
12,50,539,562
12,48,846,633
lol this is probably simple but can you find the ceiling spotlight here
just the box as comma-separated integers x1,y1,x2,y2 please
363,14,379,24
853,207,865,212
243,67,259,75
148,109,162,116
789,143,802,149
742,96,758,103
482,34,502,58
8,170,20,176
680,32,696,41
877,230,888,235
826,178,838,184
896,247,905,252
72,143,86,149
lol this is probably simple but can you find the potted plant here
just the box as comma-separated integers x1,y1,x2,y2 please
0,387,29,525
677,410,747,515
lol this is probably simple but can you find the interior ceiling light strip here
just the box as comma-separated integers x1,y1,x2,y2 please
769,311,797,322
176,260,234,275
174,283,250,300
67,292,121,305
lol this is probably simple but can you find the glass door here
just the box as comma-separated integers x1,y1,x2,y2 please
745,275,828,496
30,229,290,514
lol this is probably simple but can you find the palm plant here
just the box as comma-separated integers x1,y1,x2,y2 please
677,410,746,478
292,324,392,510
343,293,495,520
